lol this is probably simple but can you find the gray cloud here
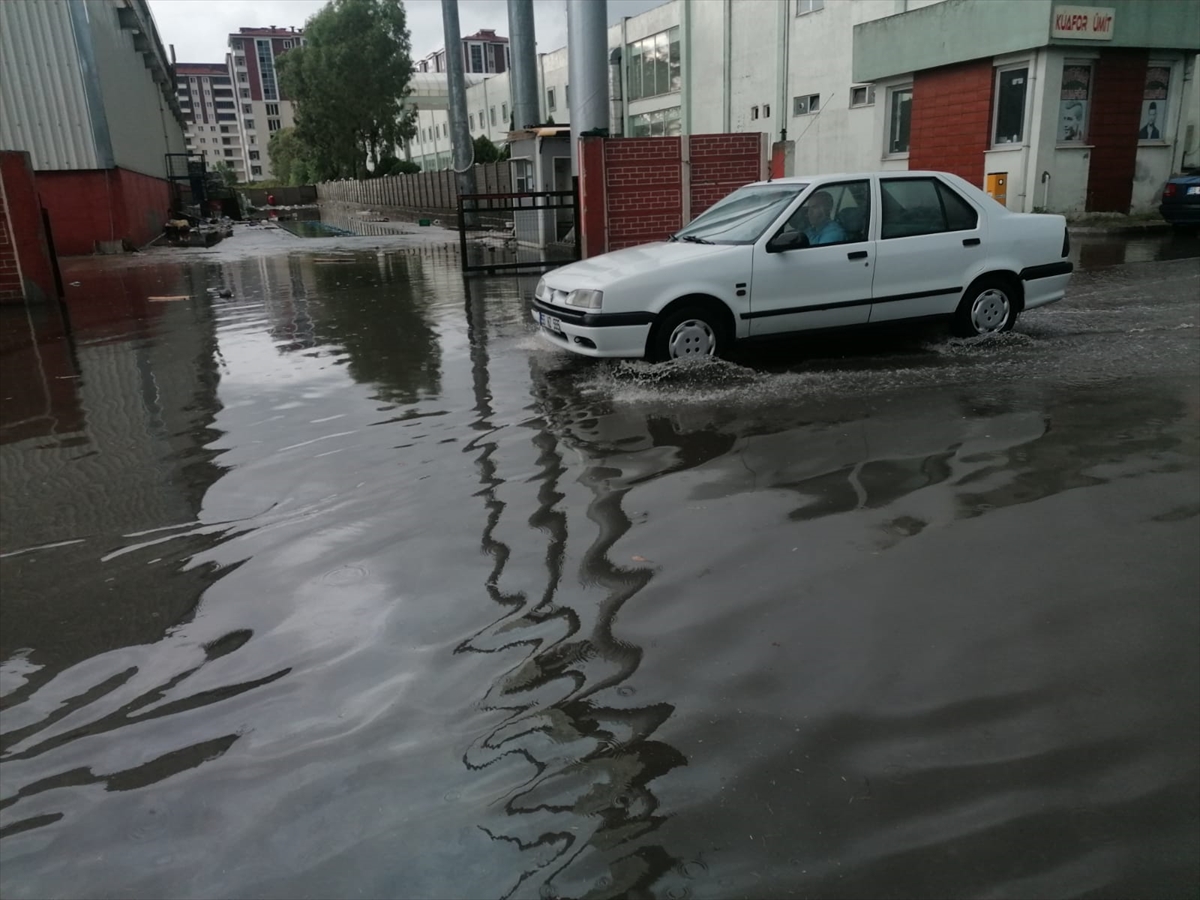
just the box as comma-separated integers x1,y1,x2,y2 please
148,0,668,65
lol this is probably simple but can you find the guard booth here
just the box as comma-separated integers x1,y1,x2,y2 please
457,126,579,274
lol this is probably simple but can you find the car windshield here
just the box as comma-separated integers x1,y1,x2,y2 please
673,183,808,244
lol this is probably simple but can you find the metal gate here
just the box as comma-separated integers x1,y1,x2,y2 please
457,186,580,274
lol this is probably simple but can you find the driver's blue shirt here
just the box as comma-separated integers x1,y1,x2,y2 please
804,219,847,246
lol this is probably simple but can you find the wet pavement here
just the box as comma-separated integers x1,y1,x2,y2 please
1,229,1198,899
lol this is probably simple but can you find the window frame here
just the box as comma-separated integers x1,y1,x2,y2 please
1056,60,1093,145
992,62,1031,148
625,26,681,101
774,179,872,249
547,88,556,112
885,84,912,157
792,93,820,117
1138,60,1172,145
850,84,876,108
796,0,825,14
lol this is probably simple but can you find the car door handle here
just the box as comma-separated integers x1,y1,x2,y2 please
963,238,981,246
847,250,868,260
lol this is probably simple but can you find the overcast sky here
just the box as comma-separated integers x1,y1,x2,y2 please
148,0,668,64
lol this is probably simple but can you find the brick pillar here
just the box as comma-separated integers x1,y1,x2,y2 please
1086,49,1147,213
0,151,58,304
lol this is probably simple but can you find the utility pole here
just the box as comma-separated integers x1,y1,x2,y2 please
566,0,608,175
441,0,477,219
507,0,539,131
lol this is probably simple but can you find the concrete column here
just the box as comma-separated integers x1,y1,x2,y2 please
441,0,477,208
567,0,609,175
507,0,539,130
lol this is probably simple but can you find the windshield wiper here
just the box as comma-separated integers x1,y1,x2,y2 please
677,235,714,244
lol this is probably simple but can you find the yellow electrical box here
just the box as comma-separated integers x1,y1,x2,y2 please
986,173,1008,208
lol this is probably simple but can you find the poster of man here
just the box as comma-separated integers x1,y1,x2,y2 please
1058,64,1090,143
1140,66,1170,140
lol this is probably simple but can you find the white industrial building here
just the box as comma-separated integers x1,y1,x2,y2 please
405,0,1199,214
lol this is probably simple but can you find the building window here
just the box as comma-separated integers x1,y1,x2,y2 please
442,123,448,137
886,86,912,154
249,135,256,145
232,39,242,50
268,118,281,132
501,102,508,123
200,137,207,143
629,107,681,137
257,39,279,101
1140,63,1170,141
1058,62,1091,143
793,93,820,116
850,84,876,107
469,113,476,131
249,150,260,160
242,104,253,114
469,43,483,72
993,65,1029,145
220,125,230,133
762,103,770,118
240,89,250,99
266,103,279,116
235,55,245,67
238,72,248,83
490,106,497,125
251,165,262,175
283,40,293,49
546,88,555,112
796,0,825,13
512,158,533,192
189,76,197,83
626,27,681,101
244,119,255,130
751,105,760,120
225,149,235,157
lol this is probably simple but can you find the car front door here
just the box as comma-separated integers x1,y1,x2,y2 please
869,176,984,323
748,179,876,337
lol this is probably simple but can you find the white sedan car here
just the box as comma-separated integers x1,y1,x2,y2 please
531,171,1074,361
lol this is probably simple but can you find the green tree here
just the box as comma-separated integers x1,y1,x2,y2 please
473,135,503,164
211,161,239,187
268,127,317,185
277,0,417,181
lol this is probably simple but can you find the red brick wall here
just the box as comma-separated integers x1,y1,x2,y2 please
1086,50,1147,213
604,138,683,251
909,59,995,187
0,151,58,304
690,133,764,217
37,168,172,255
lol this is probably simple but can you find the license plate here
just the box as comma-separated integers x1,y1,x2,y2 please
1188,186,1200,195
539,312,564,334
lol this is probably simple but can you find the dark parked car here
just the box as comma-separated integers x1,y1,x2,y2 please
1159,168,1200,229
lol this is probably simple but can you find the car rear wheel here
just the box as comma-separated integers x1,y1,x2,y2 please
649,306,727,362
952,278,1018,337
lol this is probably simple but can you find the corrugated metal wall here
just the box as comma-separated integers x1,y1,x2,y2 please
0,0,100,170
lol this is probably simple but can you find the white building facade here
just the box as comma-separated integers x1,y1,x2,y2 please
404,0,1198,214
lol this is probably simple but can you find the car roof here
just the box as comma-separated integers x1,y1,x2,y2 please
750,170,965,186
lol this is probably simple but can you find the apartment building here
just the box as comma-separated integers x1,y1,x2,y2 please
417,28,510,74
175,62,244,181
228,26,303,181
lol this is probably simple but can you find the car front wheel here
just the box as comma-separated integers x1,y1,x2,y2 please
952,278,1019,337
650,306,727,362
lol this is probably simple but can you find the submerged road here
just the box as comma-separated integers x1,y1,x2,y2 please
1,230,1197,899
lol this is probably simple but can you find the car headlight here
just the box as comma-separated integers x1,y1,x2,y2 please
564,289,603,310
534,277,547,300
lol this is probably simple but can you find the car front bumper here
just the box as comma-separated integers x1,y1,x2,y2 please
531,298,654,358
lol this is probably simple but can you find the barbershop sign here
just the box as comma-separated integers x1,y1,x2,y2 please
1052,6,1115,40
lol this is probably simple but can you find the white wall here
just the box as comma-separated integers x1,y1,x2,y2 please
1132,53,1191,211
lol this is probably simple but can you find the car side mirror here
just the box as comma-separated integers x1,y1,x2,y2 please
767,230,809,253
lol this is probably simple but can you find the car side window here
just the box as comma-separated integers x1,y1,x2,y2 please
937,182,980,231
781,180,871,247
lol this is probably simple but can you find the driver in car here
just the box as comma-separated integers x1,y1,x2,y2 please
803,191,847,246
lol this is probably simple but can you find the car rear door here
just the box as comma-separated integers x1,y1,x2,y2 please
869,176,984,324
748,179,876,336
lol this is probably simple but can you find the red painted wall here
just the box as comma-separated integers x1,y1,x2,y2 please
1086,50,1147,212
909,59,995,187
690,134,764,217
0,151,58,304
36,168,172,256
604,138,684,252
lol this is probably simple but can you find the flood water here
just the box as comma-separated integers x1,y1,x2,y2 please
1,237,1198,898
